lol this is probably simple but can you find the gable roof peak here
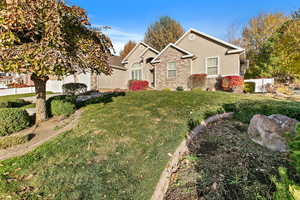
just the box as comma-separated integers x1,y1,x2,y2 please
121,42,159,64
175,28,245,53
151,43,194,64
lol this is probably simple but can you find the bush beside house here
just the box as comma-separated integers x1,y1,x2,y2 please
222,76,244,92
128,80,149,91
244,82,255,93
189,74,207,89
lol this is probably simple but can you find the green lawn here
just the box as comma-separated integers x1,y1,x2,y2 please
0,91,299,199
0,93,36,102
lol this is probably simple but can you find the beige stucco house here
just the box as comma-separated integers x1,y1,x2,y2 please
97,28,247,90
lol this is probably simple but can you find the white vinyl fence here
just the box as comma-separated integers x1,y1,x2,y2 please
0,73,92,96
244,78,274,93
0,87,35,96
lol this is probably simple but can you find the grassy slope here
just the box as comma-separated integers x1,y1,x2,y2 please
0,91,298,199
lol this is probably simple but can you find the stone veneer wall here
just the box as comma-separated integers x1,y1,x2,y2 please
154,47,191,90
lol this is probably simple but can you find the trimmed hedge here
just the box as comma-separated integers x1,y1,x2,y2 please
244,82,255,93
0,108,31,136
50,100,75,117
128,80,149,91
176,86,184,91
224,100,300,123
222,76,244,91
189,74,207,89
46,95,77,117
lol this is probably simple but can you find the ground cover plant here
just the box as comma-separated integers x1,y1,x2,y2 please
0,91,299,199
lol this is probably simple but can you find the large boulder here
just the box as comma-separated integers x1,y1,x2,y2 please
248,114,299,152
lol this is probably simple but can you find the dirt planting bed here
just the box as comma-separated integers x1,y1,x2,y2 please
165,120,300,200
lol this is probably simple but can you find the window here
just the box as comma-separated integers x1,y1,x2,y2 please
167,62,177,78
206,57,219,76
131,63,142,80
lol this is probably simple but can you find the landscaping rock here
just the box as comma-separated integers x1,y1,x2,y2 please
248,114,299,152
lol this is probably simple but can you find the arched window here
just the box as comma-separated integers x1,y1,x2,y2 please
131,63,142,80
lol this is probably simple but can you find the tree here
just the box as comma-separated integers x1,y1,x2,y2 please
0,0,113,123
144,16,184,51
120,40,136,59
242,13,289,78
248,18,300,81
242,13,288,55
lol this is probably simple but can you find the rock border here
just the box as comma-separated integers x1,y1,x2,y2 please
151,112,234,200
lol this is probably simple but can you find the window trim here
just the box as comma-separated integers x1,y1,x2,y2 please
131,63,142,80
167,61,177,78
205,56,220,77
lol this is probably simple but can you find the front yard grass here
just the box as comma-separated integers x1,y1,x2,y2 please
0,91,299,199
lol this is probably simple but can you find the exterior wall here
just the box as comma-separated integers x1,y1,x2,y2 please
154,46,191,90
97,68,129,89
176,32,241,77
123,43,147,82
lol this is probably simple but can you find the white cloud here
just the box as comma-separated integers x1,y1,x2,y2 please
93,25,143,55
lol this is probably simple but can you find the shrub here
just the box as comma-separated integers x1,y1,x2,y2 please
50,100,75,117
192,88,203,92
128,80,149,91
0,108,31,136
271,167,300,200
222,76,243,91
62,83,87,95
224,100,300,123
162,88,171,91
289,123,300,175
46,95,77,116
0,134,32,149
176,86,184,91
244,82,255,93
189,74,207,89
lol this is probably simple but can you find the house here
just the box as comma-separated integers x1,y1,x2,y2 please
0,72,33,89
97,28,247,91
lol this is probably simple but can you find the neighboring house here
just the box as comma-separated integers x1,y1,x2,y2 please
0,72,33,88
96,28,247,91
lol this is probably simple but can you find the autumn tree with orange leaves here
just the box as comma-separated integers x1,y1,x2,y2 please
120,40,136,59
0,0,113,123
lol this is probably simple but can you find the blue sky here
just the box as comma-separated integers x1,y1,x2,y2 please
69,0,299,54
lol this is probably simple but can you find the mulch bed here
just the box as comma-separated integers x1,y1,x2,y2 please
164,120,300,200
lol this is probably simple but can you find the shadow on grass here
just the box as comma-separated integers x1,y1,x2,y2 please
76,92,126,108
45,92,126,118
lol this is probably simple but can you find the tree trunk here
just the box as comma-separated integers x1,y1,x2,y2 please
31,74,49,124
